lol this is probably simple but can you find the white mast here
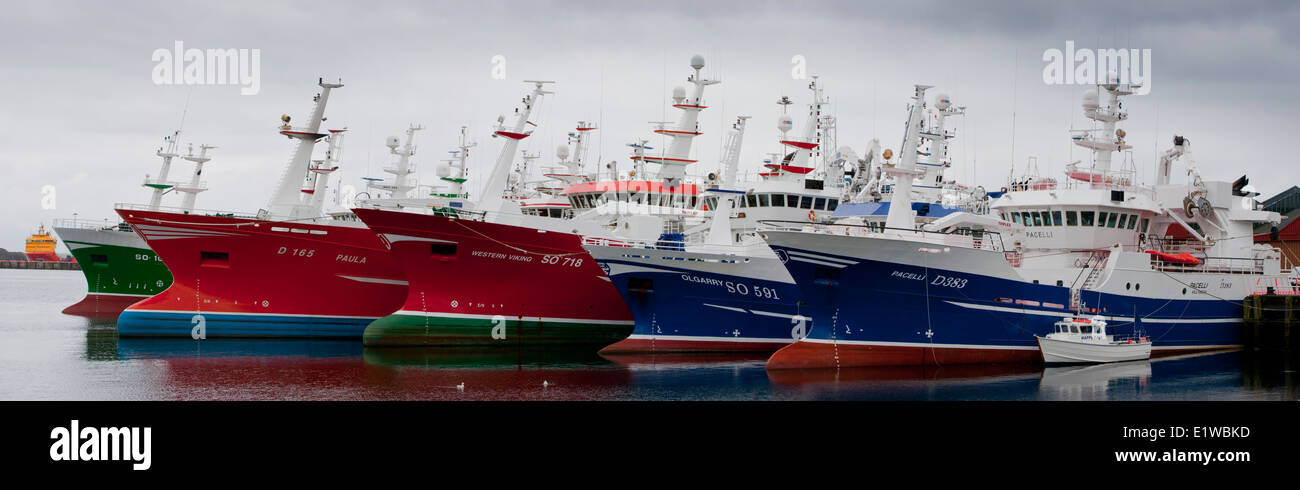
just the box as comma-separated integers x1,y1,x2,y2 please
650,55,719,186
145,130,182,211
571,121,596,177
883,85,931,231
266,79,343,219
781,76,826,169
307,129,345,213
915,92,964,202
372,124,423,199
478,80,554,215
437,126,474,198
719,116,751,188
1073,75,1137,174
177,143,216,211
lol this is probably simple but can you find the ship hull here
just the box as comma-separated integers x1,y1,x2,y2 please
763,230,1244,369
352,208,634,347
54,226,170,318
585,243,806,353
114,208,407,338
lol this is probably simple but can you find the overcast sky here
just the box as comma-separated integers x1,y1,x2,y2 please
1,0,1296,250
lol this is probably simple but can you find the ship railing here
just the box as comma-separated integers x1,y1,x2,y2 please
1250,274,1300,295
113,203,262,220
1146,237,1209,254
51,218,126,231
1150,254,1265,275
756,219,1006,253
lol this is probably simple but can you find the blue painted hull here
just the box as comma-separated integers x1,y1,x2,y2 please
595,258,808,353
116,310,373,339
767,242,1241,367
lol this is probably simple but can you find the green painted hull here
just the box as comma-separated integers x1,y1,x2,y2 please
363,313,634,348
55,226,172,317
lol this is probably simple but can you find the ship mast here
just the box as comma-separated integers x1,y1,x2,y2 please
437,126,475,198
478,80,554,215
306,129,346,213
883,85,931,231
915,92,964,202
649,55,719,187
145,130,182,211
719,116,751,187
368,124,423,199
266,79,344,219
177,143,217,211
1072,75,1136,175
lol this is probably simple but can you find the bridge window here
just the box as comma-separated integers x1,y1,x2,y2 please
758,194,770,207
1066,211,1078,226
1126,215,1137,230
1051,211,1062,226
799,196,812,209
1031,212,1043,226
746,195,758,208
827,199,839,211
1081,211,1095,226
1010,213,1021,225
1106,212,1118,228
1140,218,1149,233
771,194,786,207
815,197,827,210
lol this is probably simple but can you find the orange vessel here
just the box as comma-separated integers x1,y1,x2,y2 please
24,224,61,262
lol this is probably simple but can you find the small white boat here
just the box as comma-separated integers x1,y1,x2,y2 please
1036,316,1151,364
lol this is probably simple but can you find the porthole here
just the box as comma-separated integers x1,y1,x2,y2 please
1135,283,1140,291
1125,282,1131,290
1182,288,1187,295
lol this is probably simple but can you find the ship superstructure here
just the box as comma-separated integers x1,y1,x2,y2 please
763,81,1284,368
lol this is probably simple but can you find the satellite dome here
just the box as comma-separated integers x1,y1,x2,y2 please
436,165,451,178
1081,89,1099,109
672,86,687,102
934,93,951,110
386,136,401,149
777,115,794,133
556,144,571,160
690,54,705,70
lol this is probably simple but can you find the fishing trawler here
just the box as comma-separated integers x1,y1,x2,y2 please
585,81,987,353
113,79,412,337
54,135,215,318
354,56,728,347
584,78,846,353
764,81,1284,368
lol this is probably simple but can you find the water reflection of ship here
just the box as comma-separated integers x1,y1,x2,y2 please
1038,361,1152,400
766,363,1042,387
362,347,634,399
115,338,362,360
600,352,772,370
364,347,612,369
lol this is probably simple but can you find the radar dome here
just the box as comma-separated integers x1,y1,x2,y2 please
1081,89,1099,109
777,115,794,133
386,136,401,149
556,144,571,160
690,54,705,70
672,86,687,102
934,93,952,110
436,165,451,178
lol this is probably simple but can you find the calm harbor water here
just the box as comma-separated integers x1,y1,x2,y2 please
2,268,1297,401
